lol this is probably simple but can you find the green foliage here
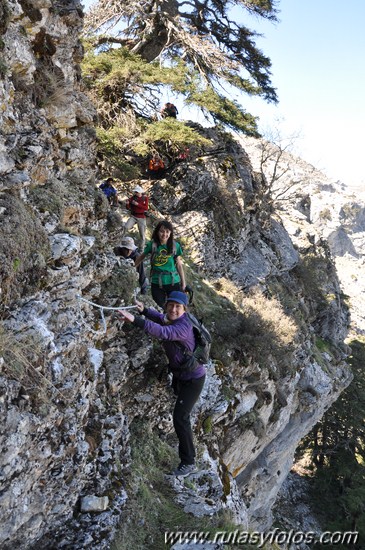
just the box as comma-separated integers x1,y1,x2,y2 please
186,87,260,136
315,337,330,352
81,19,277,175
13,258,21,271
82,45,213,174
82,41,261,136
82,45,191,118
83,0,278,111
134,118,211,157
81,33,271,177
202,415,213,434
83,43,184,91
96,127,142,179
297,338,365,545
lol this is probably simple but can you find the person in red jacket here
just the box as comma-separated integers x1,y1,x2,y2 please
147,153,166,179
124,185,149,250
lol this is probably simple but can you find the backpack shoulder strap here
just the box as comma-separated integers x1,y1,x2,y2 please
186,313,212,344
150,241,158,266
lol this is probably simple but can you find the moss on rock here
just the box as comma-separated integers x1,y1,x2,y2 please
0,0,10,36
28,181,65,217
0,193,50,306
100,261,139,307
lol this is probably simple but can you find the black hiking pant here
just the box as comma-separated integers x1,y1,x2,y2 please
172,375,206,465
147,168,165,179
151,282,181,308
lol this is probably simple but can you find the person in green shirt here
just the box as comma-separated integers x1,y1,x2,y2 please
135,220,186,308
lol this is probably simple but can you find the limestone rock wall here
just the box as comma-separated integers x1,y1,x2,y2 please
0,2,131,548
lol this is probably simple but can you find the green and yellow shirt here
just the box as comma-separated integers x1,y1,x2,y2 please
144,241,183,285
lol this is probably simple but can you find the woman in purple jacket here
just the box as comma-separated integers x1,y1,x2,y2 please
118,291,206,477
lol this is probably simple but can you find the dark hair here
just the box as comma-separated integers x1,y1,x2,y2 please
151,220,174,254
105,177,114,184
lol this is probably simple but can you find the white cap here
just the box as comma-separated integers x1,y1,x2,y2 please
133,185,144,193
119,237,137,251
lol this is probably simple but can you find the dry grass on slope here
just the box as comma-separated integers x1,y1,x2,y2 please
184,267,299,377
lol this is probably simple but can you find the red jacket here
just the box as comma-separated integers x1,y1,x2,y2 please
148,157,165,171
126,194,149,218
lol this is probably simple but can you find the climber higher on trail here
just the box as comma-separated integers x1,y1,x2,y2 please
147,153,165,179
160,102,178,119
99,177,118,207
124,185,149,251
114,236,147,295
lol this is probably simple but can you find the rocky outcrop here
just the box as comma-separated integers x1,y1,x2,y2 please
0,3,353,549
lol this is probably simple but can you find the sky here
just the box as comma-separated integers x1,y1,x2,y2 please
240,0,365,188
82,0,365,187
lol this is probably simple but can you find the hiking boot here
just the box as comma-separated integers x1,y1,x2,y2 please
171,463,198,477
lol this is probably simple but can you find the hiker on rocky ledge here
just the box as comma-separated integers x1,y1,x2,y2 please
134,220,186,308
118,290,206,477
114,236,147,295
124,185,149,251
99,177,119,207
147,153,166,179
160,102,178,119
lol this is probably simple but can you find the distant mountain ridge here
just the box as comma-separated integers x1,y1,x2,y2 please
239,135,365,336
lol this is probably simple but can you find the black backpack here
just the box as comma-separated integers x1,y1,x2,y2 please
177,313,212,372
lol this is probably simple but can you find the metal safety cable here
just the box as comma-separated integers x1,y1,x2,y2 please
76,294,138,333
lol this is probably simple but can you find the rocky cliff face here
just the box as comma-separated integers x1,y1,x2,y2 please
0,3,353,549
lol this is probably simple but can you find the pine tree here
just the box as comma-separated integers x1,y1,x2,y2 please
82,43,211,177
83,0,278,134
298,339,365,544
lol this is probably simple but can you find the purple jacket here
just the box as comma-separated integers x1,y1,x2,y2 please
135,308,206,380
